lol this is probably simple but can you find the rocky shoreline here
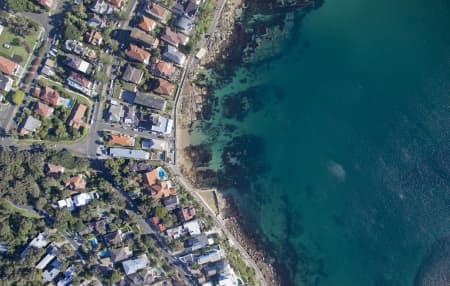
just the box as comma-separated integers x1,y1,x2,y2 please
176,0,321,285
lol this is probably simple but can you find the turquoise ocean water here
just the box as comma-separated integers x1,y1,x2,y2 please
191,0,450,285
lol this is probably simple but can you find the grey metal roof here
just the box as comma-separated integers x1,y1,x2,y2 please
133,92,166,110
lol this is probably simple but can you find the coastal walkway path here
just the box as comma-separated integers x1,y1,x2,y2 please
166,164,269,286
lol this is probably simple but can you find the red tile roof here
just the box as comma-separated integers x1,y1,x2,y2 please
85,30,103,46
40,86,60,106
110,134,134,146
69,72,91,88
138,16,156,32
151,181,176,199
179,206,196,221
47,163,65,174
108,0,123,8
151,60,174,77
153,78,174,96
68,103,87,129
65,174,86,191
34,101,54,118
146,2,169,19
0,56,18,76
125,44,151,64
143,169,159,186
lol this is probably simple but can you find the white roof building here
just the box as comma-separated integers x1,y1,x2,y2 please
109,148,150,160
36,254,56,270
122,255,149,275
151,115,173,134
57,198,75,211
141,138,168,151
183,219,201,236
218,274,237,286
197,247,225,265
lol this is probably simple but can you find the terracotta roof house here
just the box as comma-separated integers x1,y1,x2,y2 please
110,134,135,146
129,28,159,49
108,0,124,9
138,16,156,32
151,180,176,199
160,27,189,47
151,60,174,78
104,229,123,246
40,86,60,106
34,101,54,118
65,175,86,191
125,44,150,65
0,56,23,77
46,163,65,175
178,206,196,222
67,72,93,95
36,0,53,8
153,78,174,96
121,64,143,84
150,217,165,232
85,30,103,46
143,166,168,186
67,103,87,129
145,2,170,22
19,115,41,135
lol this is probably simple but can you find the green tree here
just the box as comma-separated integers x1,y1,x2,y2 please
11,90,25,105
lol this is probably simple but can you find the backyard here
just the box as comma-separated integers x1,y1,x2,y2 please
0,15,41,66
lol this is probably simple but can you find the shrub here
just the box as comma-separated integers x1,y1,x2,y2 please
11,90,25,105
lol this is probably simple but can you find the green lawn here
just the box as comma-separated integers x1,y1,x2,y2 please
0,199,42,219
0,26,40,66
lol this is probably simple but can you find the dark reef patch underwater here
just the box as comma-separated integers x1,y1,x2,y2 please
189,0,450,284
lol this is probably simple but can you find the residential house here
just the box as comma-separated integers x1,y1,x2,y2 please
122,64,143,84
153,78,174,96
20,233,49,258
19,115,41,135
65,174,86,191
141,138,168,151
129,28,159,50
0,55,23,77
125,44,151,65
40,86,60,106
218,274,237,286
46,163,65,175
145,2,170,22
34,101,54,118
173,0,198,18
104,229,123,246
87,14,106,29
150,60,174,79
94,218,108,234
0,74,12,93
36,0,53,9
65,55,91,74
108,0,124,9
166,225,183,239
41,65,55,77
36,253,56,270
91,0,113,15
110,134,135,146
133,92,166,110
138,15,156,32
42,258,62,283
150,217,165,232
109,148,150,160
160,27,189,47
67,103,87,129
178,206,196,222
185,234,209,252
162,195,180,212
122,255,149,275
57,198,75,211
174,15,195,32
203,259,229,278
163,45,186,66
197,247,225,265
151,180,176,199
151,114,173,134
183,219,201,236
110,247,133,263
108,103,124,122
73,191,99,207
67,72,93,95
143,166,168,186
85,30,103,46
